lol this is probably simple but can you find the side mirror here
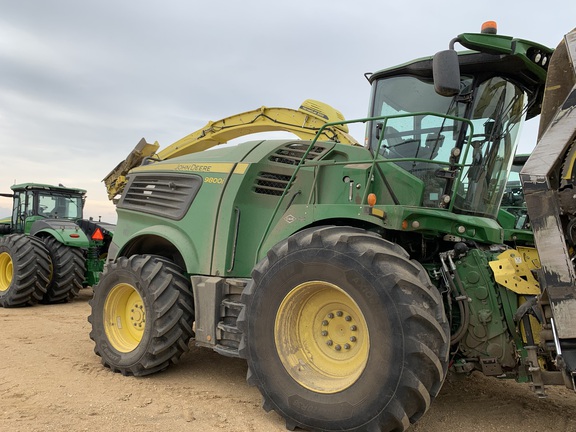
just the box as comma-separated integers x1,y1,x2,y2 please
433,50,461,97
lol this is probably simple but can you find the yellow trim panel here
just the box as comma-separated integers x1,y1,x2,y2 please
133,162,249,175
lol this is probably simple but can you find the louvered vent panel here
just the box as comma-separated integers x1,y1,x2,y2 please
254,172,292,196
118,173,201,220
268,142,330,165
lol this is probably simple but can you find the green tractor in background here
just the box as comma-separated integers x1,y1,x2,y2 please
0,183,114,307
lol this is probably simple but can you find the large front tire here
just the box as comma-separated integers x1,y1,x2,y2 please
40,236,86,304
88,255,195,376
239,226,449,432
0,234,51,307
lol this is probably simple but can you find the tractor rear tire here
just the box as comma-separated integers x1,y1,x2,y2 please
40,236,86,304
0,234,51,307
88,255,195,376
239,226,449,432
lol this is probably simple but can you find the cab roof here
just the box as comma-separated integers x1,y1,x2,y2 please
10,183,86,195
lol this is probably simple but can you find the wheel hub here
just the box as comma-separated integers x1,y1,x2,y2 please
0,252,13,292
130,301,145,328
320,310,359,354
103,283,146,353
275,281,369,394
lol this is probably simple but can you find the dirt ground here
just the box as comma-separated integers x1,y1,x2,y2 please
2,289,576,432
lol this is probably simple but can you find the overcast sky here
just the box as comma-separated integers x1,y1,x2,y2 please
1,1,574,223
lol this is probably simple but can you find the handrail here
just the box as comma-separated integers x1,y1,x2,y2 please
254,112,475,263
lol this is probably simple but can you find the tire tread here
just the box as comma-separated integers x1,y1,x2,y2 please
88,255,194,376
0,234,50,307
40,236,85,304
240,226,449,432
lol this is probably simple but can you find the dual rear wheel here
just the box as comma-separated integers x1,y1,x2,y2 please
0,234,51,307
0,234,86,307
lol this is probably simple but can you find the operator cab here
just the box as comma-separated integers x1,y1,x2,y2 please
365,26,550,220
9,183,85,233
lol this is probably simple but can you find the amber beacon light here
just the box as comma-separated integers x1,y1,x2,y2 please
481,21,498,34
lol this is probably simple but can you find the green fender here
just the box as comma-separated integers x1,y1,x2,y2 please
30,220,90,248
118,224,201,274
256,205,385,263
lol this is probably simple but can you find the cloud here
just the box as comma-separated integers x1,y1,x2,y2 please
0,0,575,223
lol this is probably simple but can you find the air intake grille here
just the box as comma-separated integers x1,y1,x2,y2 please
118,173,201,220
254,172,292,196
269,142,330,165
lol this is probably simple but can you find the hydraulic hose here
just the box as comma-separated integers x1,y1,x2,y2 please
441,253,470,345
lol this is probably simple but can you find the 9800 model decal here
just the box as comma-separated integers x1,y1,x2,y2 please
204,177,225,184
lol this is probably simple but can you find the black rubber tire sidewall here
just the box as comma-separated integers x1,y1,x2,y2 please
40,236,85,304
0,234,50,307
89,254,195,376
89,259,155,370
247,244,407,430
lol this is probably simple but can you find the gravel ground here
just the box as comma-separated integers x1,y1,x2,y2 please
2,289,576,432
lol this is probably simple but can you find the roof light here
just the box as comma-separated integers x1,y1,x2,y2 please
535,52,542,63
481,21,497,35
531,50,549,67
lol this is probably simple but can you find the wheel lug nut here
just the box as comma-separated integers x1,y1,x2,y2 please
344,344,351,350
335,344,341,351
336,311,343,317
350,336,357,342
326,340,333,346
321,331,328,336
322,320,329,326
350,325,357,331
345,315,351,321
327,313,334,319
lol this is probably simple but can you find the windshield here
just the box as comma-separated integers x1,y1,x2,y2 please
454,77,527,217
37,192,83,219
367,75,527,219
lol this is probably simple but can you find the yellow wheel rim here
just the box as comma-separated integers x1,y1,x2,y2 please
275,281,369,394
0,252,13,292
104,283,146,353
